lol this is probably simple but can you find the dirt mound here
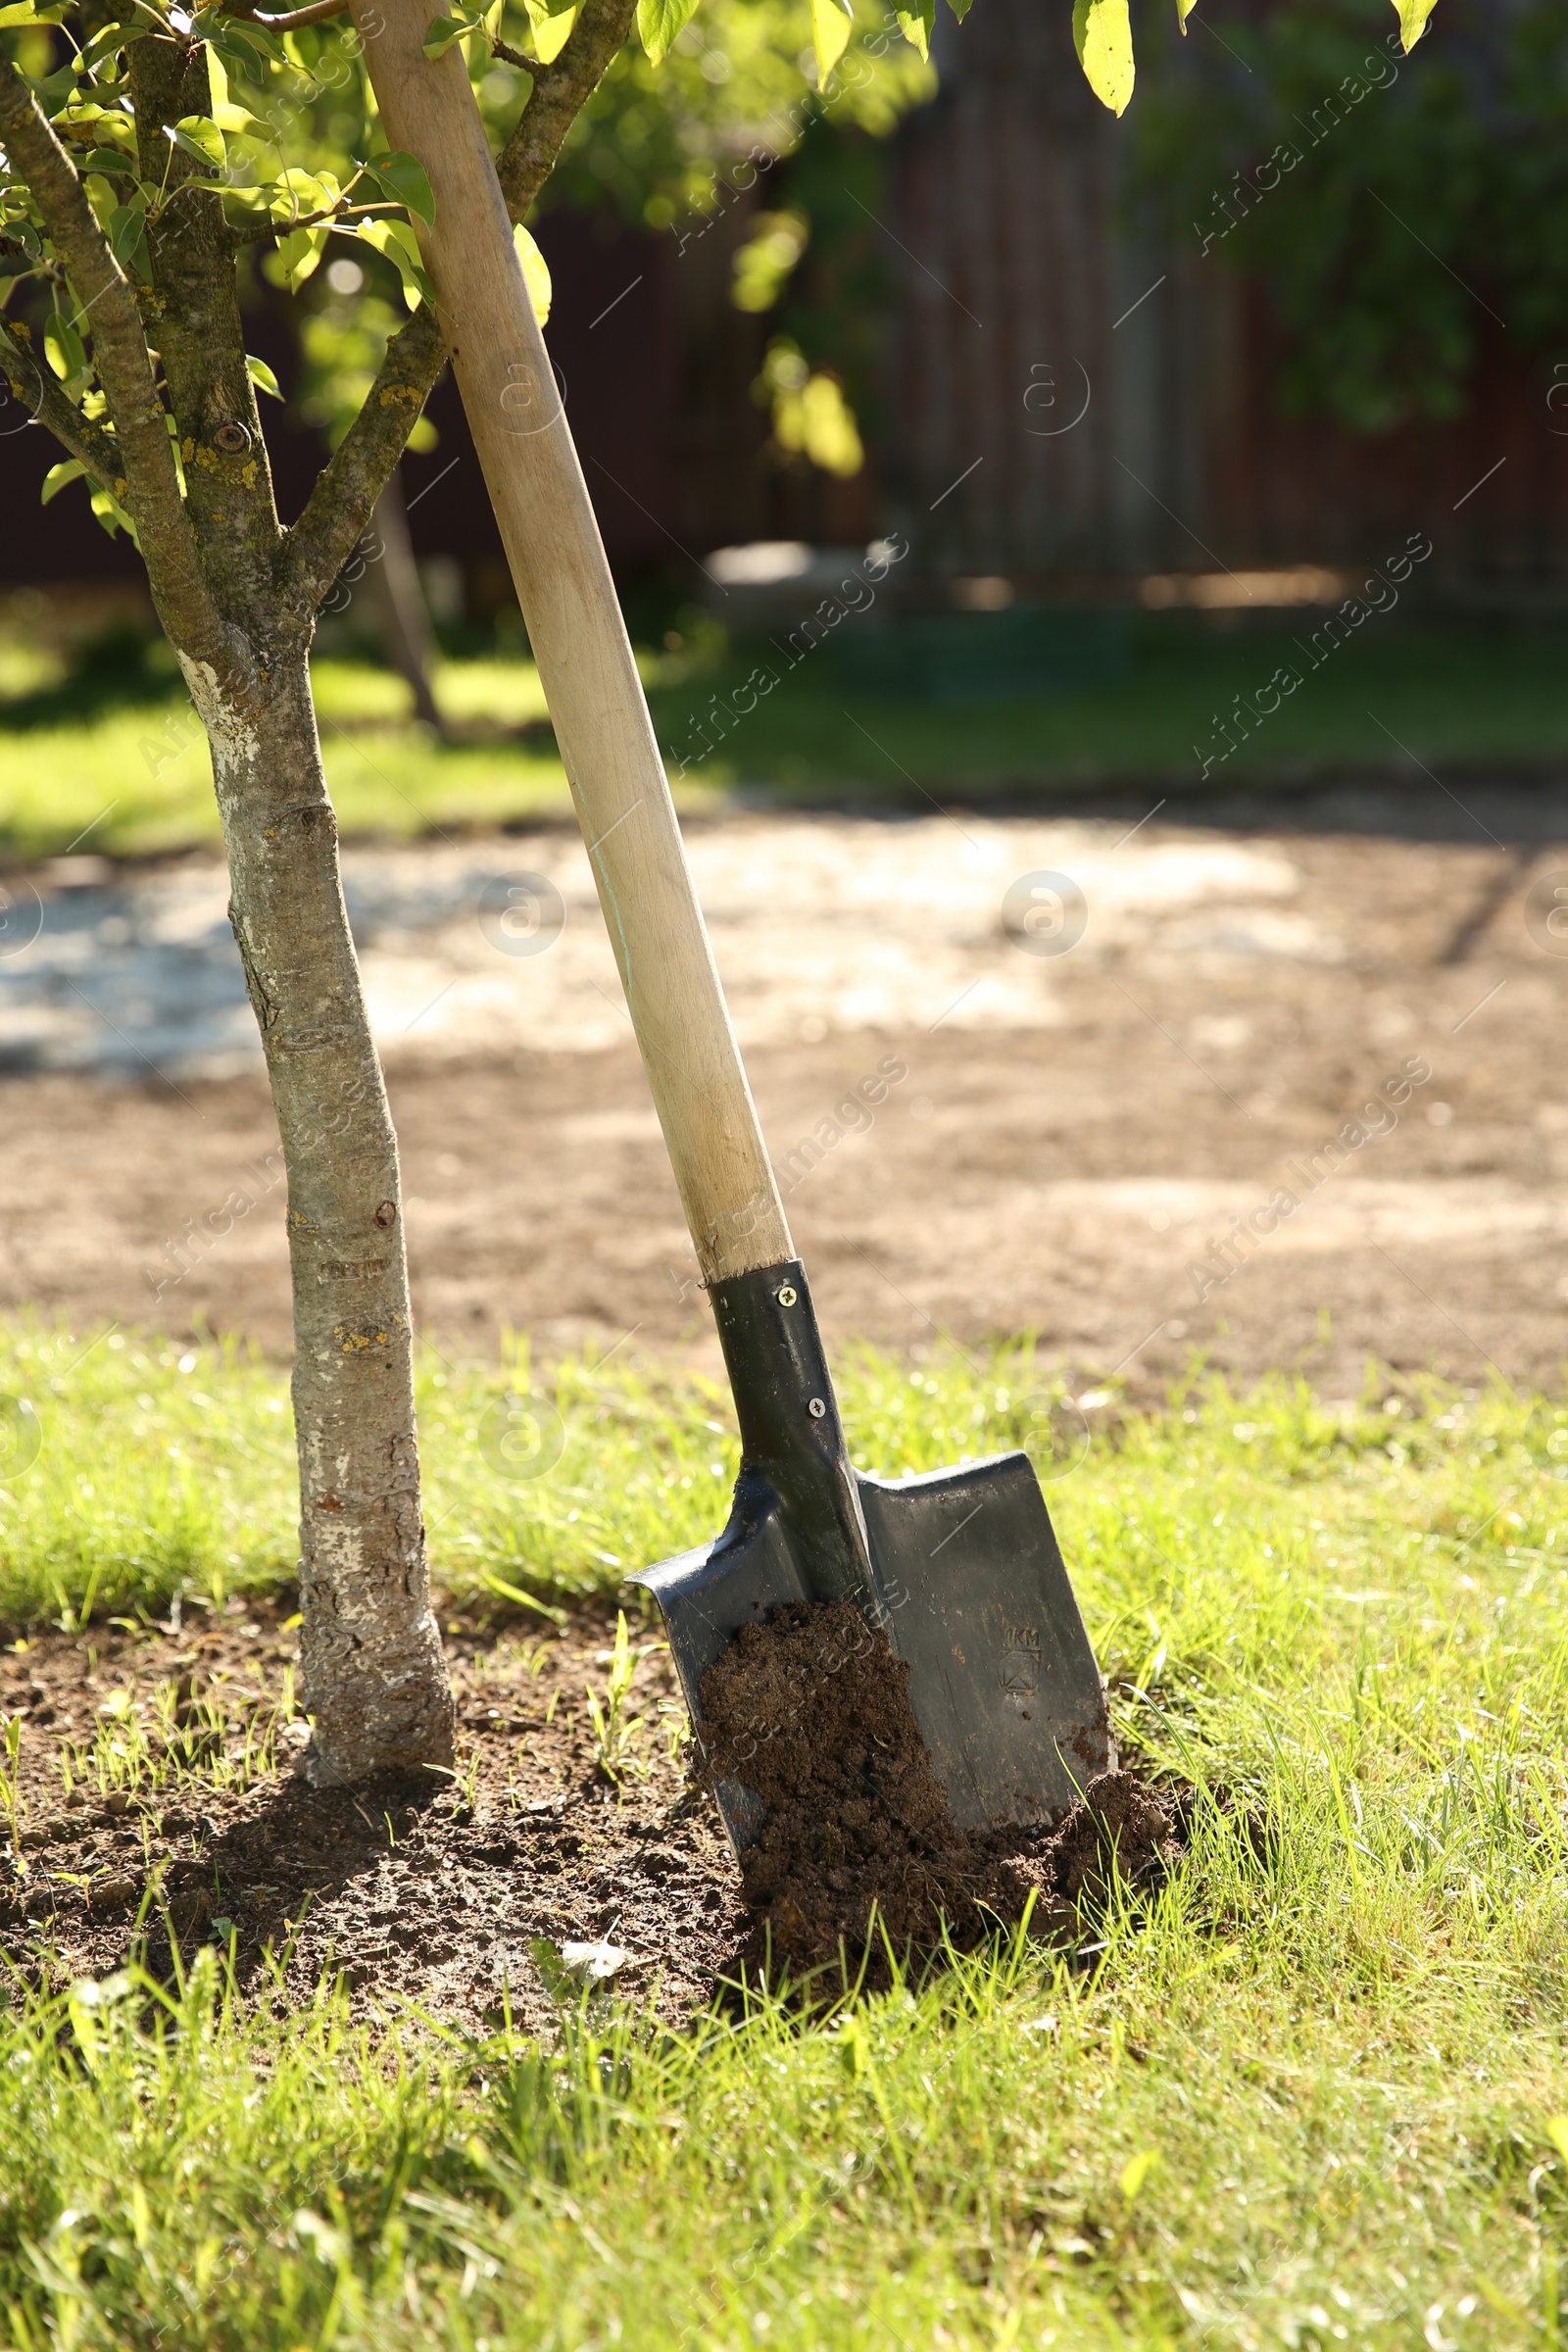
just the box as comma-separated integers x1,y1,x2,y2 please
698,1598,1183,1981
1041,1770,1185,1906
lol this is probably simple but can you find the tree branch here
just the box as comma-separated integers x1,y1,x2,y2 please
277,0,637,616
223,0,352,25
494,0,637,222
0,55,230,676
230,197,401,243
275,301,446,621
0,316,125,479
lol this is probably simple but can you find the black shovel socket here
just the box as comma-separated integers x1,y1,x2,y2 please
630,1258,1115,1854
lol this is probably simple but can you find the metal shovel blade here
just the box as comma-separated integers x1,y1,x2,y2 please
629,1259,1114,1853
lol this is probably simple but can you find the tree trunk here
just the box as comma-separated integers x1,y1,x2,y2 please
178,634,455,1786
364,468,448,737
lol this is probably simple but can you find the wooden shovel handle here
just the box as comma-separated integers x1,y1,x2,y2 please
354,0,791,1286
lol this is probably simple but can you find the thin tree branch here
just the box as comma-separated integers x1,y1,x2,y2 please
0,316,124,479
230,197,402,243
494,0,637,222
276,301,446,620
224,0,352,25
0,55,228,674
278,0,637,615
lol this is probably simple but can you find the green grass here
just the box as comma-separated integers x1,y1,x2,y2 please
4,615,1566,862
0,646,581,863
3,1328,1568,2341
651,615,1568,796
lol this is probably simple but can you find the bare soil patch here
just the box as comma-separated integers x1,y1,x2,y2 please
4,807,1568,1400
0,1599,743,2035
0,1596,1186,2022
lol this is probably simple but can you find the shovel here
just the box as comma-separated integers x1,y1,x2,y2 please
358,0,1115,1850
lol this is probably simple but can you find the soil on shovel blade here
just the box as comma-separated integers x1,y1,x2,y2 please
698,1598,1184,1984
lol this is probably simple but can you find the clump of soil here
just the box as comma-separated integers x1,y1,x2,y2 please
698,1598,1184,1982
1045,1769,1186,1909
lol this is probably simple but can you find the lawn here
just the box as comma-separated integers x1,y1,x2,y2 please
0,1325,1566,2344
2,612,1565,863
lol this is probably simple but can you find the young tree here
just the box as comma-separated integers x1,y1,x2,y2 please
2,0,1386,1780
0,0,651,1784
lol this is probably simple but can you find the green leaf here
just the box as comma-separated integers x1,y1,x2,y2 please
89,481,137,546
1176,0,1197,26
524,0,577,61
635,0,700,67
945,0,974,22
1072,0,1135,115
809,0,853,81
166,114,225,171
43,314,85,382
514,221,552,325
246,354,283,400
270,168,331,219
40,458,87,505
1391,0,1438,47
106,203,149,271
357,217,431,310
33,65,78,117
894,0,934,58
201,13,287,70
220,186,278,221
421,12,478,58
362,150,436,227
78,149,137,176
77,20,127,67
0,2,69,21
274,222,329,291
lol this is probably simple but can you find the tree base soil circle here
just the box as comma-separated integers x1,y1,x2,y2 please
0,1598,1186,2028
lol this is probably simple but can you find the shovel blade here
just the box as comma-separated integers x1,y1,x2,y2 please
632,1447,1113,1851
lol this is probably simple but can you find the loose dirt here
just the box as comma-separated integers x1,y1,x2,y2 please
698,1597,1184,1984
0,1598,743,2035
0,1595,1185,2021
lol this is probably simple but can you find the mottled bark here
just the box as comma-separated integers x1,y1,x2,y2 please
181,641,453,1783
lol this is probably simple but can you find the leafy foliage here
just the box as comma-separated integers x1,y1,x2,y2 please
1135,0,1560,433
0,0,944,551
